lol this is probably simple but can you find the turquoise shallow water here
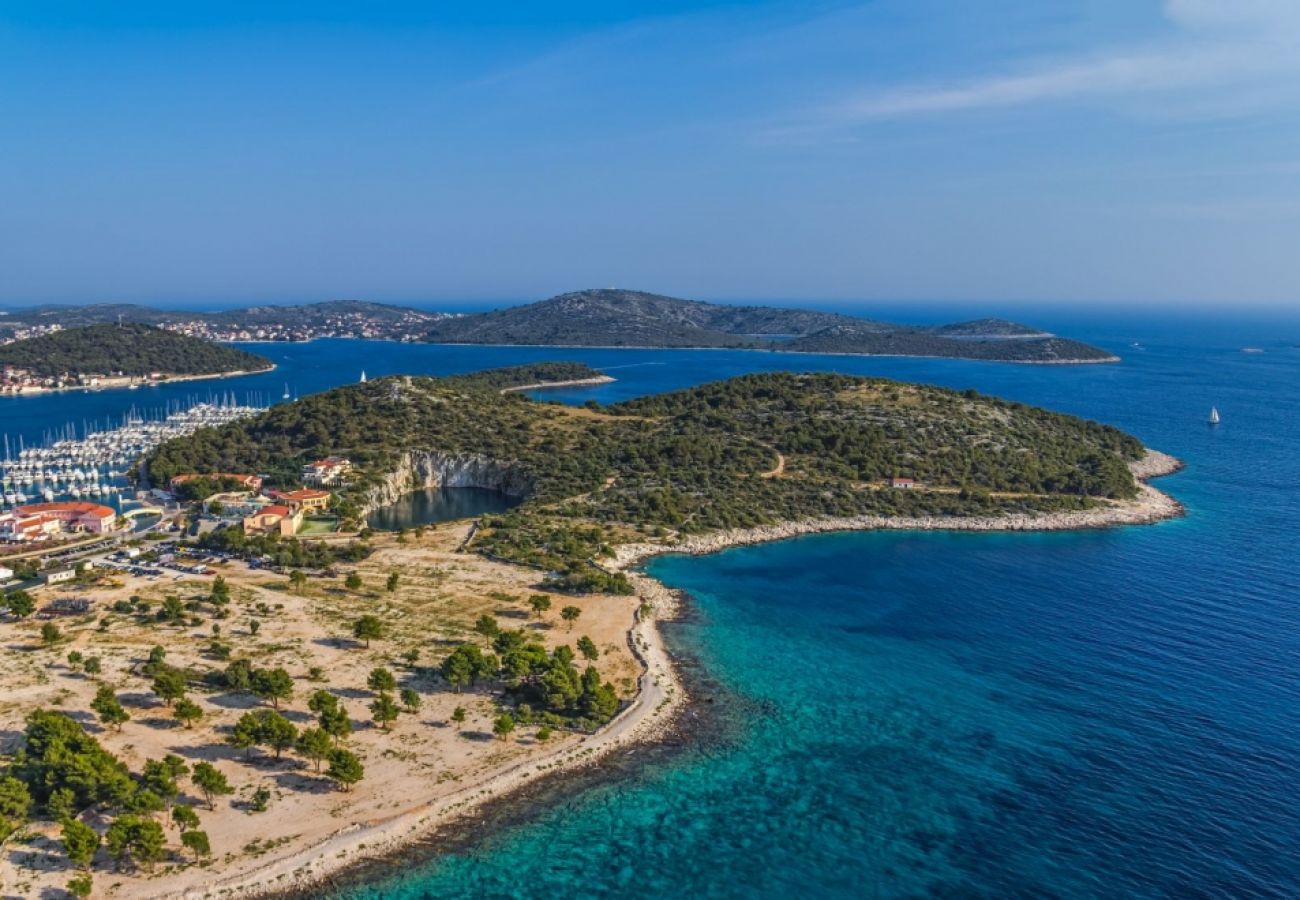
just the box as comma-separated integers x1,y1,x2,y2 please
3,311,1298,897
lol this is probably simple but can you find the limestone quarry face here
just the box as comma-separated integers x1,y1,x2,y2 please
361,451,532,515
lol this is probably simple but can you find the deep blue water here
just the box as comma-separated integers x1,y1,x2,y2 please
3,312,1299,896
366,486,521,531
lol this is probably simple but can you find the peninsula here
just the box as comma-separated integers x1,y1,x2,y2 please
0,363,1178,899
0,324,273,394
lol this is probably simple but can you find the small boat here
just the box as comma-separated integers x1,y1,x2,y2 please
1208,407,1221,426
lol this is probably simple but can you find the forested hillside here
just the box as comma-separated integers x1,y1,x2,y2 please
147,363,1148,590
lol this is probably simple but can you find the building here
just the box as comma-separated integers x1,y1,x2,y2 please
0,565,13,582
0,502,117,541
169,473,264,494
203,491,273,518
890,477,918,489
302,456,353,486
242,504,304,537
42,567,77,585
267,488,331,514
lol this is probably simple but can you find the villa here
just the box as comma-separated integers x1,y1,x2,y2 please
302,456,353,486
242,503,304,537
267,487,331,514
890,477,918,489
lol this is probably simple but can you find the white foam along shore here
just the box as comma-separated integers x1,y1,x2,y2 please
172,449,1179,899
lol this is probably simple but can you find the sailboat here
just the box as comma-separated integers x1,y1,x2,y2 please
283,383,291,401
360,370,367,384
1208,407,1221,426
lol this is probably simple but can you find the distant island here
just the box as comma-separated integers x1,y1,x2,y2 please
420,289,1119,363
2,291,1116,362
0,323,273,393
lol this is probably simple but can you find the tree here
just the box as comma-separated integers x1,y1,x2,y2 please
288,569,307,593
401,647,420,667
386,572,399,592
223,657,254,691
0,776,31,846
252,667,294,708
151,667,188,707
529,594,552,618
40,622,62,645
251,785,271,811
370,692,399,731
352,614,384,648
159,595,185,623
4,590,35,619
493,714,516,741
141,759,182,811
67,873,93,899
248,618,261,635
67,650,84,671
172,804,200,833
210,575,231,605
400,687,421,714
191,762,232,810
450,706,466,730
576,636,599,661
62,817,101,869
91,684,130,731
326,748,364,791
234,709,298,759
181,828,211,859
296,727,334,773
366,667,396,694
440,644,497,692
345,572,363,590
320,704,353,744
174,698,204,729
560,606,581,630
105,816,166,871
144,645,168,674
536,726,553,742
83,656,102,676
228,713,260,758
474,614,500,639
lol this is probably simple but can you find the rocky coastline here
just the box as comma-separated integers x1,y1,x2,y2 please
358,451,532,517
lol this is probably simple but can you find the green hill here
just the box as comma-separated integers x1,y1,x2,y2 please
0,323,273,378
147,363,1147,591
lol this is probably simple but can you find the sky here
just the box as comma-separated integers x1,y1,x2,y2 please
2,0,1299,309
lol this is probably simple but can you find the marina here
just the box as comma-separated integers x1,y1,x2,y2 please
0,394,264,510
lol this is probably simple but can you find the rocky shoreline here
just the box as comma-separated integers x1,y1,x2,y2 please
612,449,1183,568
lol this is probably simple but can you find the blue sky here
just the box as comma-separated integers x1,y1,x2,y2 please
2,1,1298,308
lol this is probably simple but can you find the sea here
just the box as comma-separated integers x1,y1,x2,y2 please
2,308,1297,897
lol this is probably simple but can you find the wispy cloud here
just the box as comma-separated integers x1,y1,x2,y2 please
821,0,1300,123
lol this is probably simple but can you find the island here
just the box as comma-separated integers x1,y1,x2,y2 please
0,324,274,393
0,363,1178,898
420,289,1120,363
